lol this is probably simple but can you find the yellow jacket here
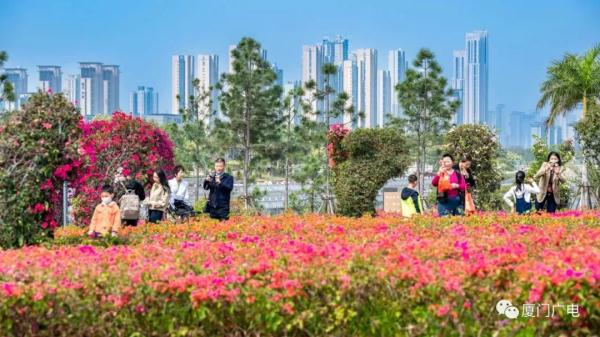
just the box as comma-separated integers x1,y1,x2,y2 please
89,202,121,235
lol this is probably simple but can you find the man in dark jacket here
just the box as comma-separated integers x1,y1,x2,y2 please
400,174,422,216
203,158,234,221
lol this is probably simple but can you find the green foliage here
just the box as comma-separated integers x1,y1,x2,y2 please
218,37,283,208
0,91,81,248
527,135,575,178
575,104,600,168
443,124,503,210
332,128,410,217
537,44,600,125
0,51,16,103
393,48,459,196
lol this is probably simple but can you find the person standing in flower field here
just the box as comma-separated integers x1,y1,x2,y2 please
504,170,540,214
534,151,565,213
400,174,422,217
203,158,234,221
454,154,476,215
144,169,170,223
114,166,145,226
432,154,466,216
87,184,121,238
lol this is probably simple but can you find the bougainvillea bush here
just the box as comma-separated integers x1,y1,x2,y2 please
70,112,175,225
0,92,81,248
2,212,598,336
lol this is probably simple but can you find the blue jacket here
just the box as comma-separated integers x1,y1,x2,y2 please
203,173,233,219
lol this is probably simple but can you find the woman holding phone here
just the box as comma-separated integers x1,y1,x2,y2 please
534,151,565,213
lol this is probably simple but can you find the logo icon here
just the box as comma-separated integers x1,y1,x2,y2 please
496,299,520,319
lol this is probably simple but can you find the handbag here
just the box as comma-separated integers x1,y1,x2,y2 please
465,191,476,215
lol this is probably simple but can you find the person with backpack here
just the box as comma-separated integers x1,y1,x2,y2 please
400,174,422,217
144,169,170,223
503,171,540,214
432,154,467,217
114,167,145,226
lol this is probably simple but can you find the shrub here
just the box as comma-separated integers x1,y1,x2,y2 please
0,91,81,247
71,112,175,225
330,127,410,216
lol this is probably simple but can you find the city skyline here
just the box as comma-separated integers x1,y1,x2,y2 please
2,0,598,115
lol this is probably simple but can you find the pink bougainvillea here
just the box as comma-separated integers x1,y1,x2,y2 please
326,124,349,168
70,112,175,225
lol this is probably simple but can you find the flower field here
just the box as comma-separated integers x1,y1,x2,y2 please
1,212,599,336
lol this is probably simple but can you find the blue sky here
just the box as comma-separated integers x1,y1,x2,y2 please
1,0,599,114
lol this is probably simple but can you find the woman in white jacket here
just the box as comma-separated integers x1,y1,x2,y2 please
503,171,540,214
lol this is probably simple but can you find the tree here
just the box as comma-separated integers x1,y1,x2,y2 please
394,49,459,203
71,113,175,225
166,79,218,201
0,51,15,104
279,86,307,210
218,37,282,209
0,91,81,247
301,63,354,213
443,124,502,210
329,127,410,217
538,44,600,124
537,44,600,209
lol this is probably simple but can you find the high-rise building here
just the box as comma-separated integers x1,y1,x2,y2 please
171,55,195,114
2,68,28,110
79,62,120,117
62,74,81,108
197,54,220,122
464,30,489,124
130,86,158,116
355,48,378,128
38,66,61,93
388,49,407,118
377,69,391,126
302,44,324,117
102,65,119,114
272,63,284,87
341,59,358,129
452,50,466,124
80,62,104,116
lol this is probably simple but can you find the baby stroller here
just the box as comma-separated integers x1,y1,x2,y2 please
168,199,196,223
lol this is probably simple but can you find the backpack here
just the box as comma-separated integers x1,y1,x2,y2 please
120,189,140,220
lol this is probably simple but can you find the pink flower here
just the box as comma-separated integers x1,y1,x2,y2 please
42,122,52,129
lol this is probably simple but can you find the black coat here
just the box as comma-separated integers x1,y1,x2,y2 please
203,173,234,219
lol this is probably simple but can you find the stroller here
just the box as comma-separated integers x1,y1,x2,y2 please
168,199,196,223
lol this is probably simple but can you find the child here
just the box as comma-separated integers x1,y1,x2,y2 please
88,184,122,238
401,174,422,217
503,171,540,214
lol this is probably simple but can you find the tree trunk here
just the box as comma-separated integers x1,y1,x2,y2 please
285,157,289,210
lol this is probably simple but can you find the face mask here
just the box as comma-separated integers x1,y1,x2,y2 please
101,197,112,205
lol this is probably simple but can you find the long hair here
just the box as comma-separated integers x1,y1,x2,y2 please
547,151,562,166
515,171,526,192
156,169,170,193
